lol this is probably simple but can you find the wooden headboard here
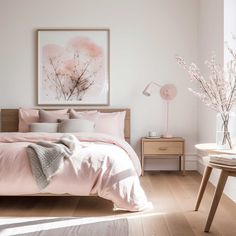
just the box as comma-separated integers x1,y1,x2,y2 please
1,109,131,143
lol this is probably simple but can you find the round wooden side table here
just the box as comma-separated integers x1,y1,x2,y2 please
195,143,236,232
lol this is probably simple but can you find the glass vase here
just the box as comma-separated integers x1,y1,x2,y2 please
216,112,236,149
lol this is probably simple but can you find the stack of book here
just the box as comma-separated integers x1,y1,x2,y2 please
209,154,236,166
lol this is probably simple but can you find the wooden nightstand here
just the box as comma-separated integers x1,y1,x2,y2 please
141,137,185,176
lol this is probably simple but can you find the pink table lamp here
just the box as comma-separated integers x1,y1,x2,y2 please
143,82,177,138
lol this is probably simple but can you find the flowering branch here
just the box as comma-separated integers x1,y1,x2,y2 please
176,52,236,114
176,44,236,149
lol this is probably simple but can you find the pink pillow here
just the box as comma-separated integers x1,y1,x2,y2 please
70,109,99,122
69,109,126,139
19,108,39,132
39,110,69,123
96,111,126,139
18,108,68,132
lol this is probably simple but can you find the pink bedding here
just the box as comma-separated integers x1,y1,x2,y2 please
0,132,151,211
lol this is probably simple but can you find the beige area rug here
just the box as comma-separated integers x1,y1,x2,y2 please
0,217,129,236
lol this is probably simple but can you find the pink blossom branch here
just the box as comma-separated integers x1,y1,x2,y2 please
176,53,236,114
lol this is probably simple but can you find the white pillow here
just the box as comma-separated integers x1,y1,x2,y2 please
58,119,95,133
30,123,58,133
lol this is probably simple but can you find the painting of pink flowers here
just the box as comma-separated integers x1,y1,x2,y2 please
37,29,109,105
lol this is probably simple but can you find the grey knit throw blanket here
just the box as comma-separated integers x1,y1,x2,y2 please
27,134,80,190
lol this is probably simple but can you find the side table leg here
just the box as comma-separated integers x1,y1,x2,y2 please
195,165,212,211
182,155,185,175
141,154,144,176
179,156,181,172
204,170,228,232
141,140,144,176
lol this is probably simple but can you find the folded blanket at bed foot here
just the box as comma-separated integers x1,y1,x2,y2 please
1,133,152,212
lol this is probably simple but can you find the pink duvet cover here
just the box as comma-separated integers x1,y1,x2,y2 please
0,132,151,211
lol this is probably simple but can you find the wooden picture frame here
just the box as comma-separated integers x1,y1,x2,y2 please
37,29,110,106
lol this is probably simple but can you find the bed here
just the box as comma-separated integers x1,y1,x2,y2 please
0,108,151,211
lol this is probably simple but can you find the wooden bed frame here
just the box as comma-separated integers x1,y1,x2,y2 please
0,108,131,143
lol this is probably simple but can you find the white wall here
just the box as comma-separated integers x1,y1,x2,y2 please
221,0,236,201
198,0,236,203
224,0,236,64
0,0,199,170
198,0,224,145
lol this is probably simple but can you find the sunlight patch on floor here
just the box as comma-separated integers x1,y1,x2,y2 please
0,217,126,236
0,211,165,236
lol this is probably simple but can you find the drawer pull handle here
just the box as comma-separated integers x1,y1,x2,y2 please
159,147,168,151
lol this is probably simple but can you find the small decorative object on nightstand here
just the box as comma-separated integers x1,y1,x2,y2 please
141,137,185,176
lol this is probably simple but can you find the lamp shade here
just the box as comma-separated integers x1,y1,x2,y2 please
142,82,162,96
142,83,152,96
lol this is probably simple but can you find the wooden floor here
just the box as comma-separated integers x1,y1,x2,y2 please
0,171,236,235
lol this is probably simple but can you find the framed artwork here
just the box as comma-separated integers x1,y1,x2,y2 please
37,29,110,105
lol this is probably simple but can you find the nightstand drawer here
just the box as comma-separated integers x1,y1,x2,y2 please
143,141,183,155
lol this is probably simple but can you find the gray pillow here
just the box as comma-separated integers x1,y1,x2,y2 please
30,123,58,133
39,110,69,123
58,119,95,133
